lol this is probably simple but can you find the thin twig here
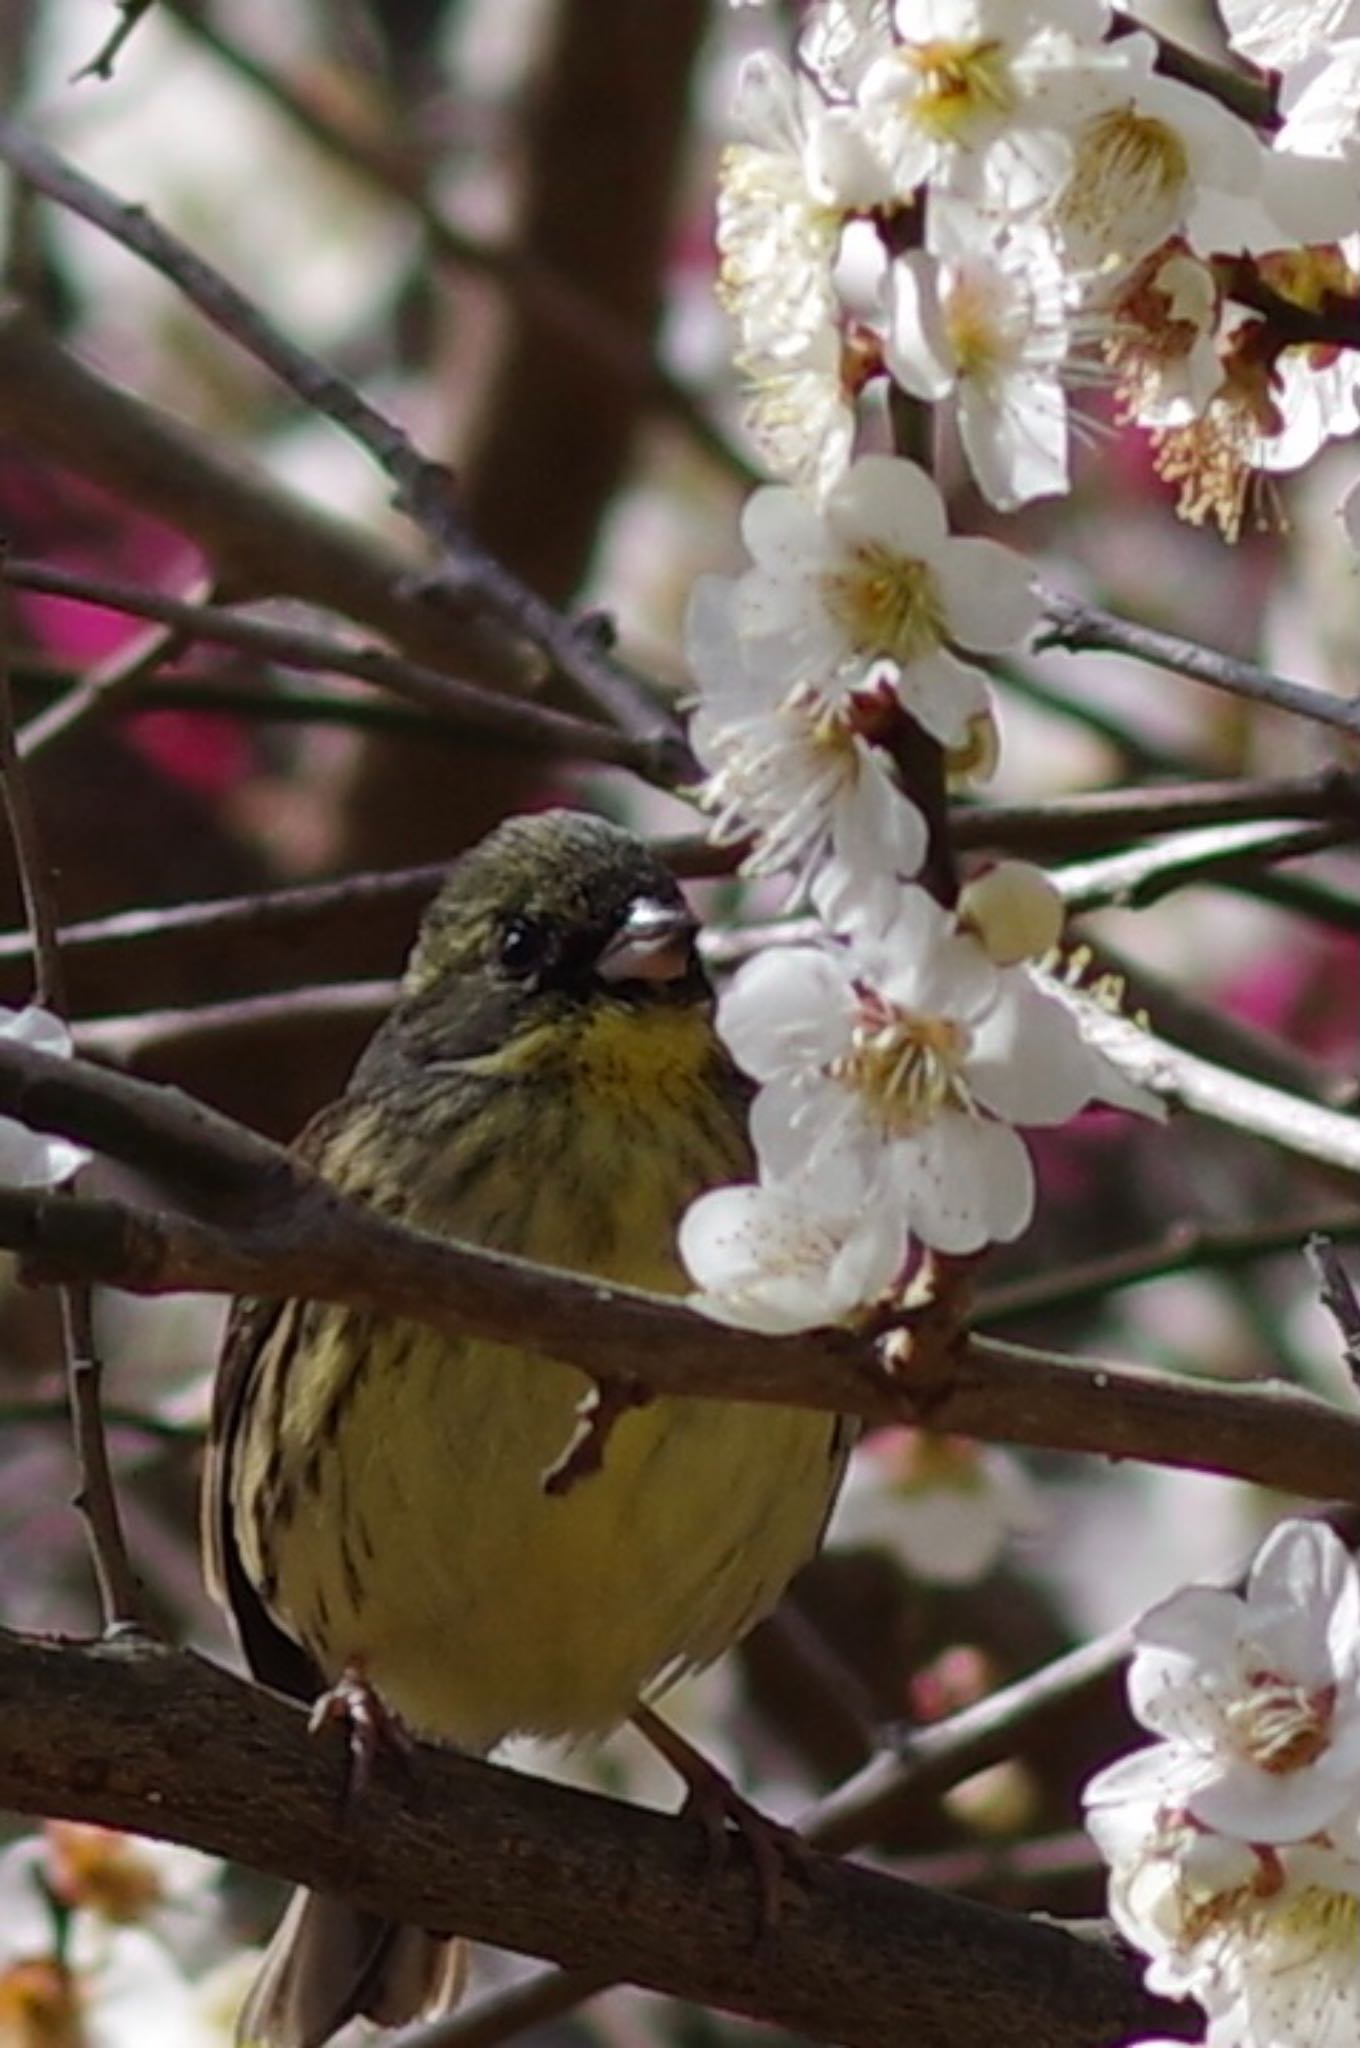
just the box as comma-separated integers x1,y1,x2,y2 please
1113,9,1278,129
0,557,143,1629
75,983,395,1067
1063,995,1360,1178
5,559,659,777
1038,588,1360,739
1305,1235,1360,1395
976,1210,1360,1326
71,0,157,82
0,1397,198,1443
18,573,210,757
0,117,696,776
1053,818,1358,914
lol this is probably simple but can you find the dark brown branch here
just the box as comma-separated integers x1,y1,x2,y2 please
0,1042,1356,1503
4,560,662,778
1038,590,1360,738
1113,10,1278,129
951,770,1360,860
0,1632,1188,2048
0,1038,299,1214
1217,256,1360,351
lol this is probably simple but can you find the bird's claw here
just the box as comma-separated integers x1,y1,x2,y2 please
309,1664,417,1815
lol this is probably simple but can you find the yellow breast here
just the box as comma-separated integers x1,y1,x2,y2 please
233,992,846,1749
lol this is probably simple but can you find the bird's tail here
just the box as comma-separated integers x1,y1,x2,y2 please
235,1887,467,2048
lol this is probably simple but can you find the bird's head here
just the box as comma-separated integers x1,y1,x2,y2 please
375,810,711,1069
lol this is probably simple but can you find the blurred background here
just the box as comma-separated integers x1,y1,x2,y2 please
0,1,1356,2041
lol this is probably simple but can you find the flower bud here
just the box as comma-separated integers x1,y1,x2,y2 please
958,860,1064,965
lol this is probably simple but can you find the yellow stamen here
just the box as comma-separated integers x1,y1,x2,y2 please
822,545,947,662
905,38,1014,140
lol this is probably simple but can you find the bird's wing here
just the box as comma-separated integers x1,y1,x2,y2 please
200,1104,353,1704
202,1292,324,1703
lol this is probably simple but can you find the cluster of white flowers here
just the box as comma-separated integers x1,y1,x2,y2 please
1085,1519,1360,2048
685,2,1317,1330
715,0,1360,533
680,856,1156,1330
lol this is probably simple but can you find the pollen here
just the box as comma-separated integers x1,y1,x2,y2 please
945,270,1009,385
905,37,1014,141
1061,108,1190,266
822,544,947,663
1153,343,1279,544
1225,1672,1336,1774
0,1960,81,2048
831,994,973,1135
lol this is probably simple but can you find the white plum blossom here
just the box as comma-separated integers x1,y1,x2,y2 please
680,1173,903,1331
1103,242,1225,430
1088,1792,1360,2047
798,0,895,98
853,0,1115,215
1197,1836,1360,2048
731,455,1038,750
738,321,859,499
716,870,1156,1262
1110,1519,1360,1844
0,1006,90,1186
1048,34,1268,278
1084,1519,1360,2048
886,200,1075,507
686,574,929,892
829,1427,1041,1584
1274,39,1360,171
717,49,890,366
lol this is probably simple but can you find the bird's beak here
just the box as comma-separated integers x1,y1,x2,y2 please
596,896,697,985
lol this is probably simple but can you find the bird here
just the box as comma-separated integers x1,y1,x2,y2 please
203,808,851,2048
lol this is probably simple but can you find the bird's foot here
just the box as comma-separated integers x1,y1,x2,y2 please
309,1663,417,1814
631,1706,809,1934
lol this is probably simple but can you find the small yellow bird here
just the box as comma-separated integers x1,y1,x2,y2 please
204,809,849,2048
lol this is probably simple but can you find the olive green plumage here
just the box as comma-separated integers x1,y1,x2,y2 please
205,810,848,2048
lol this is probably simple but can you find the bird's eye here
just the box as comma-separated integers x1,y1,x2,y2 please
498,916,552,977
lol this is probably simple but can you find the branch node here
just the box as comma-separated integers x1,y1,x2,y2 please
541,1377,653,1497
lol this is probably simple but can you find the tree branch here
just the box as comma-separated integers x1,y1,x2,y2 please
4,560,663,778
0,1632,1189,2048
1054,818,1357,914
1038,589,1360,738
0,1042,1355,1502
